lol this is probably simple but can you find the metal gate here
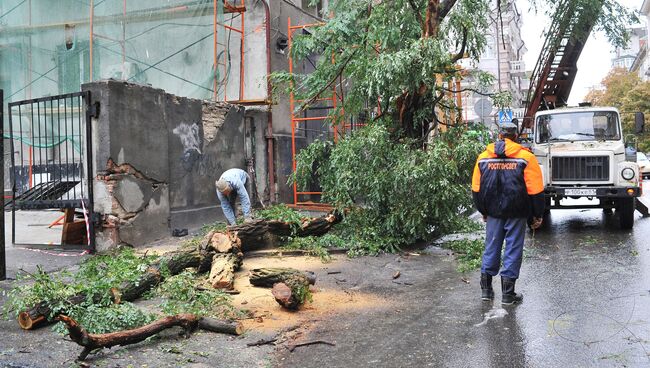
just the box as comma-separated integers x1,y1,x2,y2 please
6,91,95,250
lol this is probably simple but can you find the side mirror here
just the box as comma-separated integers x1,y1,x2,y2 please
635,112,645,134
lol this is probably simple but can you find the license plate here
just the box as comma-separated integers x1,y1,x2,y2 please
564,188,597,196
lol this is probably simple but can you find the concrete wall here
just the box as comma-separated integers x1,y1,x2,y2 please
83,80,245,251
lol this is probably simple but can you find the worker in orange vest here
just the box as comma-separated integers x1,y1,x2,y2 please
471,122,545,305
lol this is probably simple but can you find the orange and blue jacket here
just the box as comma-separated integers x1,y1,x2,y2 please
472,138,545,219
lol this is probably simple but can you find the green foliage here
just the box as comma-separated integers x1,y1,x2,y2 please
53,303,156,335
199,221,228,235
75,248,159,305
272,0,492,135
154,270,240,319
1,267,80,321
586,68,650,151
292,282,313,305
441,238,485,272
256,204,305,235
528,0,638,49
292,124,487,252
2,249,161,334
1,249,238,334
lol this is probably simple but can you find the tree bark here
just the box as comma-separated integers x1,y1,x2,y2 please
249,268,316,287
57,314,242,361
271,272,312,311
228,212,342,249
110,267,161,304
208,253,243,290
210,232,237,253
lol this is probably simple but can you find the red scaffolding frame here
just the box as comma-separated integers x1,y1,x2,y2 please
288,18,341,209
86,0,248,103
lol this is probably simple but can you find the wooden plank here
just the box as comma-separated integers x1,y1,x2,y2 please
62,221,86,245
64,208,75,223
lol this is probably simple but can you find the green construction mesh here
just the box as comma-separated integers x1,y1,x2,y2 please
1,0,245,148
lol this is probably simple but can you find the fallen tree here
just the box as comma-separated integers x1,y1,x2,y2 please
228,211,342,249
19,247,206,330
17,211,339,330
57,314,242,361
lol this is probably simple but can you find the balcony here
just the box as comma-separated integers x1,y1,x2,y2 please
509,60,525,77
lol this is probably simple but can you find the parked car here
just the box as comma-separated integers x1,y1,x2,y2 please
638,152,650,179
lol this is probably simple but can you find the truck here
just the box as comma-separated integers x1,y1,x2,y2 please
528,106,647,229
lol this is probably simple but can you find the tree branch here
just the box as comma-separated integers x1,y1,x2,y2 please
435,85,496,96
296,49,358,112
450,27,468,63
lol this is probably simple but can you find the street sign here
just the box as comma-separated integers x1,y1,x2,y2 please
474,98,493,119
498,109,513,125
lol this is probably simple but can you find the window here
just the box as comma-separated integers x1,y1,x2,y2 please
536,111,620,143
482,36,496,59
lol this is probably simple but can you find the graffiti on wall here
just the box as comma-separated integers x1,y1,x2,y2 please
172,122,202,171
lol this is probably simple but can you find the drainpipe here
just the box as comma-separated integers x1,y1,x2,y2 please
261,0,276,203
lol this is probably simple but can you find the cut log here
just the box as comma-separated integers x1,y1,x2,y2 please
18,293,87,330
270,272,312,310
227,219,268,250
19,247,204,330
209,232,240,253
249,267,316,287
197,317,243,335
57,314,242,361
296,213,342,236
272,283,297,310
208,253,243,289
110,267,161,304
227,211,342,249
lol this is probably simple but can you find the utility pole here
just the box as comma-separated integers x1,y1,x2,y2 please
1,89,5,281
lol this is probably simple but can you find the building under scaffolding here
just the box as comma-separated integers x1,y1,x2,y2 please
1,0,334,207
0,0,254,103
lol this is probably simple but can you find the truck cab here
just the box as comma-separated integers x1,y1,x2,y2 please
530,106,643,229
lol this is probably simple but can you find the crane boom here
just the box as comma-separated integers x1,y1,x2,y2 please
523,0,601,127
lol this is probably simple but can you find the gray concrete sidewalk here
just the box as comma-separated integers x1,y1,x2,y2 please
1,210,90,281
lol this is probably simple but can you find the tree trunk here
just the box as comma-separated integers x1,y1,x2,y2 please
208,253,243,290
271,273,312,310
228,212,343,249
249,267,316,287
57,314,242,361
109,267,161,304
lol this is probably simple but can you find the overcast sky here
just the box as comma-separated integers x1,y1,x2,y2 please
517,0,642,105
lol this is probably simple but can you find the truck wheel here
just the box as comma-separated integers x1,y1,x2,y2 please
617,198,635,230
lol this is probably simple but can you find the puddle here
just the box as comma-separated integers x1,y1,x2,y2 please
474,307,508,327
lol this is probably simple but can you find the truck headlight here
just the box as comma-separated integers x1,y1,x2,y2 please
621,168,635,180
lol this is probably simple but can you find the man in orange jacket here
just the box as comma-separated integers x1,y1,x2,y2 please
472,122,545,305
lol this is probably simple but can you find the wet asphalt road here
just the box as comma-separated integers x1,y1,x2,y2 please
276,194,650,367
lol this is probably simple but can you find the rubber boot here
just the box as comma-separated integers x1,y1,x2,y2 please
480,273,494,301
501,277,523,305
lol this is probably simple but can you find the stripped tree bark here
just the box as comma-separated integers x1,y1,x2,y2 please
57,314,242,361
208,253,243,290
